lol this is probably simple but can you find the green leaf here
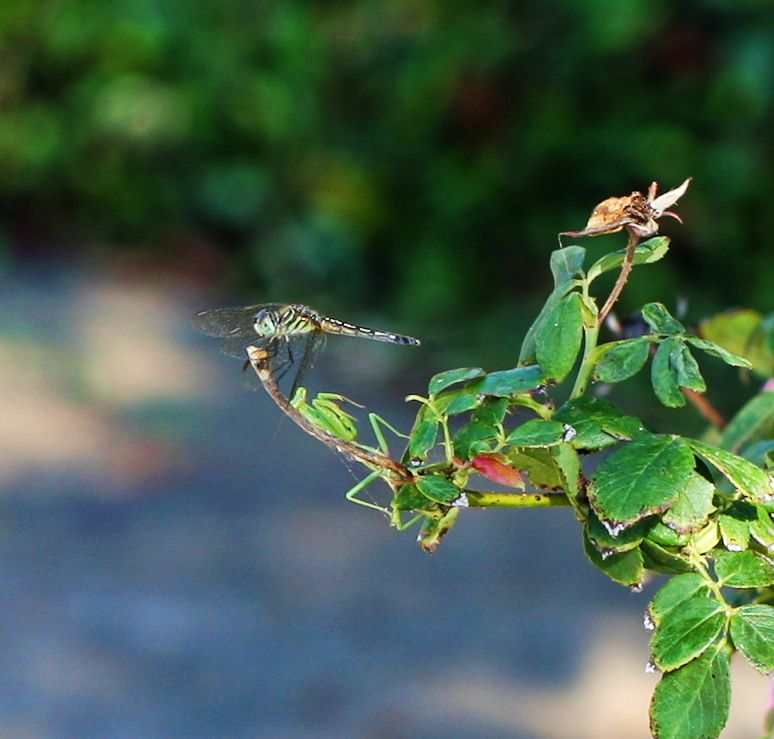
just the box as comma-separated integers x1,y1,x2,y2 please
550,245,587,285
662,474,716,534
408,418,439,459
552,443,582,513
415,475,463,505
518,247,585,364
472,365,545,397
506,419,568,447
507,447,563,490
643,302,686,335
640,540,694,575
719,391,774,454
649,643,730,739
554,397,647,451
586,511,655,555
453,421,498,460
651,337,686,407
718,513,750,551
687,438,773,503
593,337,650,383
647,522,690,548
686,337,752,369
393,484,435,511
586,236,670,283
583,529,644,587
729,604,774,674
432,387,482,416
673,344,706,392
536,292,584,383
651,597,727,672
750,505,774,551
714,549,774,587
692,521,720,555
590,435,695,528
471,398,508,426
648,573,711,628
428,367,485,396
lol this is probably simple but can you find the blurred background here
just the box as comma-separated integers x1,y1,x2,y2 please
0,1,771,737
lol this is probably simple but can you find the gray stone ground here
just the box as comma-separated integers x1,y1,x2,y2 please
0,267,766,738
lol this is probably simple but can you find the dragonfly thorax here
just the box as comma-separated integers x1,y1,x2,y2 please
253,304,319,340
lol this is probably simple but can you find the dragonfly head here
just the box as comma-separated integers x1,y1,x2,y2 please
253,308,278,338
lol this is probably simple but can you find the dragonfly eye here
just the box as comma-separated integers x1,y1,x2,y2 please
253,309,277,338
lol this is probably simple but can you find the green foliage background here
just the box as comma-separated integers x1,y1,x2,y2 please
1,1,771,357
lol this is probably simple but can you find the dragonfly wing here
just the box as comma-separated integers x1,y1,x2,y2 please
218,336,271,358
288,332,325,398
192,303,285,337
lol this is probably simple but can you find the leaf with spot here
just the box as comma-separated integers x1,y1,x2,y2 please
648,573,711,628
650,597,727,672
714,550,774,588
554,397,647,451
651,337,686,407
415,475,463,505
428,367,485,396
729,604,774,674
587,236,670,282
662,474,716,534
642,302,686,335
649,642,730,739
582,528,644,587
593,337,650,383
519,246,585,364
536,292,584,383
686,337,752,369
688,438,772,504
506,419,568,448
453,421,498,460
590,435,695,528
408,418,439,459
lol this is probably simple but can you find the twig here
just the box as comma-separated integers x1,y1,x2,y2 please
598,230,640,326
683,389,727,430
246,345,412,480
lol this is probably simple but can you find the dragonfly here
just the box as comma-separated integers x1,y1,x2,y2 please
193,302,420,395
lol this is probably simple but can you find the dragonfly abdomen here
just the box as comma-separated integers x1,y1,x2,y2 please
318,317,420,346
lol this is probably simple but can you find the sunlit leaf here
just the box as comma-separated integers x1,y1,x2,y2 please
662,474,716,534
729,604,774,674
648,573,711,628
651,597,727,672
714,549,774,588
649,643,730,739
590,435,695,527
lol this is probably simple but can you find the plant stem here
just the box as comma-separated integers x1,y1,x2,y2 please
465,491,571,508
598,230,640,326
570,321,600,399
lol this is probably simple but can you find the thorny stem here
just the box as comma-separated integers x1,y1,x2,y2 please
246,345,412,481
683,388,727,430
598,230,640,326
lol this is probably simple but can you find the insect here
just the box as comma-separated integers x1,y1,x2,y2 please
193,302,420,395
560,178,691,240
